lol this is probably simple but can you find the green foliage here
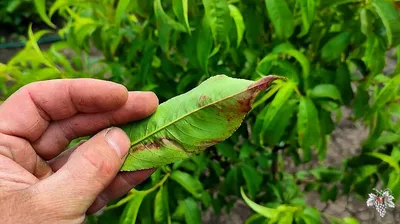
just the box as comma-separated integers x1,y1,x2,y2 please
2,0,400,223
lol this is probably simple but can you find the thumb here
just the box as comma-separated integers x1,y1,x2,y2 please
33,127,130,212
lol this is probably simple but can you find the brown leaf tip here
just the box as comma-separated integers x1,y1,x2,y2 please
248,75,285,90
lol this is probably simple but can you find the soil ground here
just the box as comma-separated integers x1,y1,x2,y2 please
1,43,399,224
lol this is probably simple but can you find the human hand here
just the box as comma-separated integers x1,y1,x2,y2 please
0,79,159,223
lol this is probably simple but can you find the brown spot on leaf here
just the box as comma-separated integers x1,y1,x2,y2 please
198,95,208,107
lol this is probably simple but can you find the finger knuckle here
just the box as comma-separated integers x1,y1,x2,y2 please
80,147,116,176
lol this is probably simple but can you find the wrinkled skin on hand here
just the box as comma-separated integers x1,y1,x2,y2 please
0,79,158,224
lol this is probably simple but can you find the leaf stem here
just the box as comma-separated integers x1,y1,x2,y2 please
143,172,171,194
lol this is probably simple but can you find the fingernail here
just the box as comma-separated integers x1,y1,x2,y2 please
105,127,130,158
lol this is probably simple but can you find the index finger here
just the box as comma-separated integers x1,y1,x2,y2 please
0,78,128,141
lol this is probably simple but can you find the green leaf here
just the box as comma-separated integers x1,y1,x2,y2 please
310,167,343,183
297,97,320,155
223,166,239,195
363,35,386,74
272,44,310,86
173,0,191,34
354,85,369,118
371,0,400,47
34,0,56,28
154,185,171,224
216,141,237,160
258,83,296,146
241,187,278,219
366,152,400,173
119,191,147,224
183,198,201,224
197,16,213,72
298,0,316,37
120,75,282,171
366,132,400,150
115,0,130,26
335,63,354,105
320,0,361,8
202,0,231,42
367,75,400,118
343,217,360,224
228,4,245,47
321,32,351,61
170,170,204,198
310,84,342,103
154,0,186,32
265,0,294,39
241,164,263,199
360,8,374,36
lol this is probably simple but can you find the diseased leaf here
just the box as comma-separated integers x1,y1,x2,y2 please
120,75,282,171
228,4,245,47
298,0,316,37
321,32,351,62
265,0,294,39
119,191,148,224
170,170,204,198
202,0,231,42
173,0,191,34
371,0,400,47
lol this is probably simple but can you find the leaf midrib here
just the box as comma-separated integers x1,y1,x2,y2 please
130,81,258,147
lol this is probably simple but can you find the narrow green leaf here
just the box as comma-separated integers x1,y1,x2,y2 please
154,0,186,32
343,217,360,224
265,0,294,39
154,185,171,224
119,191,147,224
197,17,213,72
321,32,351,61
363,35,386,74
170,170,204,198
202,0,231,42
320,0,361,8
258,83,295,146
173,0,191,34
360,8,374,36
354,85,369,118
183,198,201,224
272,43,310,84
34,0,56,28
366,152,400,173
371,0,400,47
120,75,282,171
297,97,320,154
365,132,400,150
241,164,263,199
298,0,316,37
335,63,354,105
115,0,130,26
310,84,342,103
241,187,278,219
228,4,245,47
367,75,400,118
223,166,239,195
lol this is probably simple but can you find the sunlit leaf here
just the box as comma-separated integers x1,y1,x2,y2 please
265,0,294,39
